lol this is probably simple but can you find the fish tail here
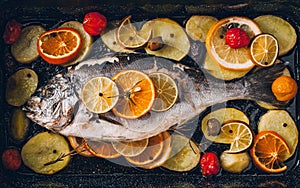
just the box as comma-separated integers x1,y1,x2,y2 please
242,62,290,108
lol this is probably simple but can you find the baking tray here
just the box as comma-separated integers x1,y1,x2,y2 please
1,0,300,187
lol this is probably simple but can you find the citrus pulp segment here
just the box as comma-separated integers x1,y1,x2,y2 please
254,15,297,56
112,70,156,119
250,34,279,67
206,16,262,70
125,133,164,166
142,18,190,61
116,16,151,49
149,72,178,112
258,110,298,160
250,131,290,173
59,21,93,66
84,139,121,159
82,77,119,114
11,25,46,63
112,138,149,157
37,28,82,65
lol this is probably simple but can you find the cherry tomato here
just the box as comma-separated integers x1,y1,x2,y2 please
200,152,220,176
2,19,22,44
83,12,107,36
2,148,22,171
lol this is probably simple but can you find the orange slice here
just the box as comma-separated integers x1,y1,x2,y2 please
250,131,290,173
206,16,261,70
149,72,178,112
67,136,94,157
271,75,298,102
37,28,82,65
116,16,151,49
125,133,164,166
111,138,149,157
112,70,156,119
250,34,279,67
82,77,119,114
84,139,121,159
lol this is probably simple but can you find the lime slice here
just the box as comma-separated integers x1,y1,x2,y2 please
21,132,71,174
6,68,38,106
11,25,46,63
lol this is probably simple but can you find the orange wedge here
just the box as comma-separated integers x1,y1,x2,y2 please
84,139,121,159
250,131,290,173
112,70,156,119
206,16,261,71
37,28,82,65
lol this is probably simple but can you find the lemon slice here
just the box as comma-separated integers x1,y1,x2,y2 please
11,25,46,63
206,16,261,71
185,15,218,42
82,77,119,114
162,134,200,172
254,15,297,56
258,110,298,160
116,16,151,49
221,121,254,153
142,18,190,61
59,21,93,66
203,54,250,81
6,68,38,106
149,72,178,112
250,34,279,67
112,138,149,157
84,139,121,159
201,108,249,143
21,132,71,174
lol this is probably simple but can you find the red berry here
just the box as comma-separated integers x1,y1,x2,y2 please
2,148,21,171
200,152,220,176
225,28,250,49
2,19,22,44
83,12,107,36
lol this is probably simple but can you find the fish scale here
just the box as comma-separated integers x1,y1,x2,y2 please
24,53,287,141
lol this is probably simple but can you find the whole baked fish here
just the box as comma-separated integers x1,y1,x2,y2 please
24,53,288,141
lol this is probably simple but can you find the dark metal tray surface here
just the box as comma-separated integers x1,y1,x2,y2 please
0,0,300,187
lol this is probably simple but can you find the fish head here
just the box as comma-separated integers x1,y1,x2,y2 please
23,74,78,131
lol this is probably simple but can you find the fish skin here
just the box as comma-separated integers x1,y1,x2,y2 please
24,53,288,141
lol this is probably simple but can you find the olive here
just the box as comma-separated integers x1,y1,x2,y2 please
207,118,221,136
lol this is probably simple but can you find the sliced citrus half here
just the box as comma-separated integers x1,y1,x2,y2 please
82,77,119,114
221,121,254,153
149,72,178,112
112,70,156,119
162,134,200,172
258,110,298,160
254,15,297,56
125,133,164,166
250,131,290,173
206,16,261,70
140,131,172,169
11,25,46,63
67,136,94,157
37,28,82,65
142,18,190,61
111,138,149,157
185,15,218,42
6,68,38,106
250,34,279,67
201,108,249,143
116,16,151,49
84,139,121,159
59,21,93,66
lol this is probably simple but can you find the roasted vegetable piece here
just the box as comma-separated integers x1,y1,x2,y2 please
10,108,30,141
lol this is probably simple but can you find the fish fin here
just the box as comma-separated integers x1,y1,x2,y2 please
242,62,290,108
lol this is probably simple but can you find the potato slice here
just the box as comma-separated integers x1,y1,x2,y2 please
258,110,298,160
162,134,200,172
21,132,71,174
201,108,249,143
